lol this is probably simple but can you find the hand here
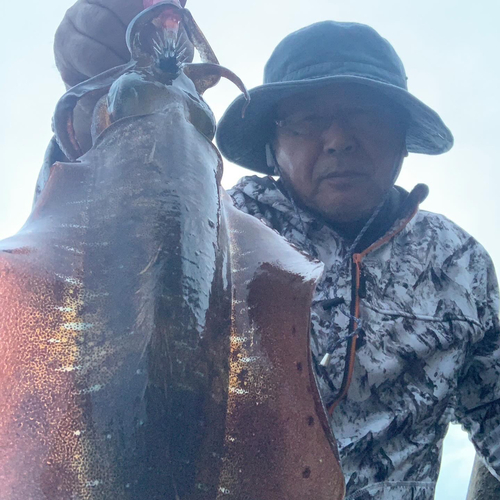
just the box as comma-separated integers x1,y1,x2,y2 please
54,0,143,88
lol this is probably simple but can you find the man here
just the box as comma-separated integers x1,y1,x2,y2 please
214,21,500,500
52,3,500,499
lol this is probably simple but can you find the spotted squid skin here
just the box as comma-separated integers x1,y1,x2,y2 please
0,103,231,498
216,199,345,500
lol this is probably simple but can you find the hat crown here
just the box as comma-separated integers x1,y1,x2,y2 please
264,21,408,90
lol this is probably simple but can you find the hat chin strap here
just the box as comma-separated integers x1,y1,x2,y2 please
265,143,280,175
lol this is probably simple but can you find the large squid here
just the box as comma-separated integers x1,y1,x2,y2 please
0,2,345,498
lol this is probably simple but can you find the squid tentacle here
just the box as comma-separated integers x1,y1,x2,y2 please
181,9,219,65
53,63,134,161
183,63,250,116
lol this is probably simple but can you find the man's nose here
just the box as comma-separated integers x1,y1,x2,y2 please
321,120,357,155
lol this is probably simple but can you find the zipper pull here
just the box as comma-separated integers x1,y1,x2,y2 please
319,353,332,367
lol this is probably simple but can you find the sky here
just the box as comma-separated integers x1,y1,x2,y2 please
1,0,499,498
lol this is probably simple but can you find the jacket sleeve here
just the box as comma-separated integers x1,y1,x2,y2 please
454,244,500,480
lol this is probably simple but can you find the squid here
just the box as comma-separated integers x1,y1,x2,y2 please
0,2,344,498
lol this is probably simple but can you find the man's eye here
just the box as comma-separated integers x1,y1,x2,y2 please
277,116,332,136
288,127,304,136
294,117,330,134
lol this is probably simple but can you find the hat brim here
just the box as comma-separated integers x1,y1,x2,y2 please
215,75,454,175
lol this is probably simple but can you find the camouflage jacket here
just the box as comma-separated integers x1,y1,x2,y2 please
228,175,500,500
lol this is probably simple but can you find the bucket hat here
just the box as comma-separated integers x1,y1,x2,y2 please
215,21,453,174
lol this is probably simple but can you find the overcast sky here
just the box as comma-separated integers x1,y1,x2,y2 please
1,0,499,498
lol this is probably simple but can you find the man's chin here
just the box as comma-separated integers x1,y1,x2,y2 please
312,196,378,225
312,177,371,202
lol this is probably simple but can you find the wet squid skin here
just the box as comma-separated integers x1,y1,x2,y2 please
0,99,232,499
219,201,345,500
0,127,345,499
0,2,345,498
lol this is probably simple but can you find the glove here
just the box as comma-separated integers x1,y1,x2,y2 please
54,0,143,88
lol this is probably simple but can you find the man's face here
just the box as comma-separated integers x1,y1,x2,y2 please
272,84,408,224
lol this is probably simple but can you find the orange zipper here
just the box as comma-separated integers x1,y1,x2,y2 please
327,206,419,416
327,253,362,416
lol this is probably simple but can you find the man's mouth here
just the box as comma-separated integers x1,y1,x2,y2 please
320,171,367,180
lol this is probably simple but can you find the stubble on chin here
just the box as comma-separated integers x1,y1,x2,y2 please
311,180,385,225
